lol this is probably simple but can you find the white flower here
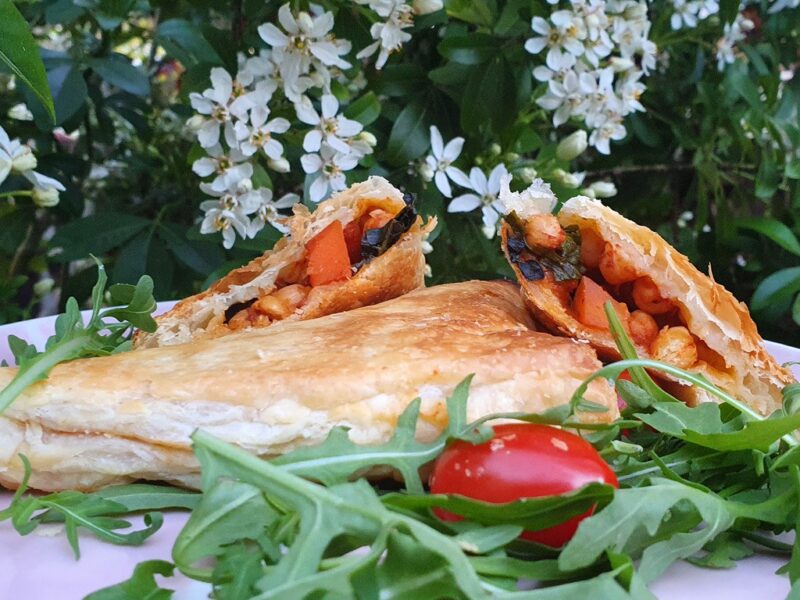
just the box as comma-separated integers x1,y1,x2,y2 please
237,106,291,160
424,126,471,197
769,0,800,12
258,4,351,99
556,130,589,160
301,143,359,203
295,94,362,153
25,170,66,207
199,179,262,249
189,67,243,148
589,114,627,154
670,0,698,29
553,168,586,188
587,180,618,198
357,2,414,69
617,70,646,114
525,13,586,70
192,144,252,192
236,50,276,87
537,68,594,127
232,80,278,129
715,16,754,71
448,164,509,238
248,190,300,237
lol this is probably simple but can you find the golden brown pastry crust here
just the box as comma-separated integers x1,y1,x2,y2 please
0,281,616,492
134,176,434,348
502,196,794,415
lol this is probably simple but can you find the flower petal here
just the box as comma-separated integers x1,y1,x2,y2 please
303,130,323,152
448,193,482,213
429,125,444,159
434,170,452,197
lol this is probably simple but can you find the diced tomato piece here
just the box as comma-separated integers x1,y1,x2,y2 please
343,219,363,264
306,221,352,286
573,276,630,331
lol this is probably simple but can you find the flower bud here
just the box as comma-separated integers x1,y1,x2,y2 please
624,3,648,20
32,186,60,208
518,167,538,184
268,157,291,173
587,180,617,198
358,131,377,146
11,146,37,173
556,130,588,161
33,277,54,297
581,187,596,199
609,57,635,72
419,162,434,181
489,143,502,157
185,115,205,133
413,0,443,15
505,152,520,162
8,103,33,121
553,168,585,188
236,178,253,194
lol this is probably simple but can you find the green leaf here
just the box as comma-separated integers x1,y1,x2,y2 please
272,377,473,493
89,54,150,96
47,61,88,125
50,213,151,262
155,19,222,66
158,223,225,276
726,61,761,110
687,533,754,568
735,217,800,256
173,481,279,578
385,95,432,166
93,484,200,512
444,0,496,26
382,482,614,532
453,524,523,554
0,260,158,412
437,34,497,65
0,0,55,122
560,478,736,582
751,267,800,314
719,0,740,24
344,91,381,126
84,560,175,600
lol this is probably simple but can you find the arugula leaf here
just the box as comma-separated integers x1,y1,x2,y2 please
381,482,614,532
687,532,754,568
83,560,175,600
0,456,164,559
560,476,796,583
0,259,157,412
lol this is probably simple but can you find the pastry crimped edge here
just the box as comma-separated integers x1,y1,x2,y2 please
0,281,617,492
134,176,434,349
504,195,794,416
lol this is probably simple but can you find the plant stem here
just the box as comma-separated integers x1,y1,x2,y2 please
0,191,33,199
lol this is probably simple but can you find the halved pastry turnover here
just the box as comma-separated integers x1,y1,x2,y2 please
134,176,434,348
500,185,794,416
0,281,616,492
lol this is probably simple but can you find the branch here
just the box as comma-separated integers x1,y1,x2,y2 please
586,162,756,179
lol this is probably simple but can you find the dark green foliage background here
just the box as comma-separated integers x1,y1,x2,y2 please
0,0,798,346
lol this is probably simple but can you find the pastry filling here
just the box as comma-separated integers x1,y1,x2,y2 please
505,213,729,375
226,195,418,330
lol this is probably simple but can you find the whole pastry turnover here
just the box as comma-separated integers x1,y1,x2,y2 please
0,281,616,492
134,176,435,348
499,180,794,416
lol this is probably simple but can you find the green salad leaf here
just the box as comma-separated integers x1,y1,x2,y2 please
0,259,157,412
84,560,175,600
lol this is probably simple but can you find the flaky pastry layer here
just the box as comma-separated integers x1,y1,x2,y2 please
135,176,432,349
0,281,616,491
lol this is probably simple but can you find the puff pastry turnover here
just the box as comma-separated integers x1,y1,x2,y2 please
0,281,616,492
500,192,794,415
134,176,434,349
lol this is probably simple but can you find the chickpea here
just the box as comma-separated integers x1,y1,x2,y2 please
254,294,293,320
580,228,605,269
523,214,566,251
632,277,674,315
649,326,698,369
228,308,255,331
273,284,310,311
598,243,638,285
629,310,658,347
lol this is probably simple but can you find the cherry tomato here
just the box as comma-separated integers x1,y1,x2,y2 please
429,423,619,548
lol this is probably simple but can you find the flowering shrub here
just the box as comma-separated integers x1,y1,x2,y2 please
0,0,799,344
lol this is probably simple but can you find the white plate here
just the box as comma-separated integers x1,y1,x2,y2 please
0,306,797,599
